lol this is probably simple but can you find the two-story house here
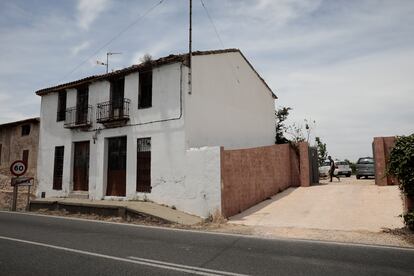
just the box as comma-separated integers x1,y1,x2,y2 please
35,49,276,217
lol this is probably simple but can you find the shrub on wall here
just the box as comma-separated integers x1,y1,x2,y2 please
388,134,414,196
388,134,414,230
403,212,414,230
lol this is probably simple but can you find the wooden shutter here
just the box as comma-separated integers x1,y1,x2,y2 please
22,150,29,166
138,71,152,109
137,138,151,193
53,146,64,190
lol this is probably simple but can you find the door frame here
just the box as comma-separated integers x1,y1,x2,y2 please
105,136,127,197
72,140,90,192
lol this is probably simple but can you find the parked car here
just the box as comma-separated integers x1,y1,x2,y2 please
356,157,375,179
335,161,352,177
319,160,352,177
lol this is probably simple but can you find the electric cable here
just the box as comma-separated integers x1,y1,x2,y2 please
59,0,165,82
199,0,240,84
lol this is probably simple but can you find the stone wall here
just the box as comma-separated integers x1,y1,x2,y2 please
220,142,311,217
0,118,39,210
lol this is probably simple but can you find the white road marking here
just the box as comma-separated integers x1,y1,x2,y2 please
127,256,246,276
0,235,248,276
1,211,414,251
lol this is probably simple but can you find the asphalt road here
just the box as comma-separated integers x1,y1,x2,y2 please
0,211,413,276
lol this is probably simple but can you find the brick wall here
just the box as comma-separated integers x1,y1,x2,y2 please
220,142,311,217
373,136,398,186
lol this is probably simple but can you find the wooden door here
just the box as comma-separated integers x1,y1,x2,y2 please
106,137,127,196
73,141,90,191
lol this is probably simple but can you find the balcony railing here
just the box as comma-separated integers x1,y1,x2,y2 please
96,98,130,125
64,106,92,129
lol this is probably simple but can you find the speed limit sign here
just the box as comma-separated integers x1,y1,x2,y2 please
10,160,27,177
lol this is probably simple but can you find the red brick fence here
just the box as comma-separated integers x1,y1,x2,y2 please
372,136,399,186
220,142,312,217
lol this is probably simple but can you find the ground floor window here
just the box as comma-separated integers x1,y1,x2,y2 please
22,150,29,166
137,138,151,193
53,146,64,190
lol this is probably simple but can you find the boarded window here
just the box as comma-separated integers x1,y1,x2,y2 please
21,124,31,136
57,91,67,121
137,138,151,193
22,150,29,166
138,70,152,109
53,146,64,190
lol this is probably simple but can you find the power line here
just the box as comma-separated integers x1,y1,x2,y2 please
199,0,240,84
200,0,225,48
59,0,165,82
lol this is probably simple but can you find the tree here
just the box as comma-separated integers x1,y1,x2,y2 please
286,122,306,143
275,106,291,144
315,137,328,166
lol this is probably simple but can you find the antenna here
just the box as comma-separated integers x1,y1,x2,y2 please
97,52,122,73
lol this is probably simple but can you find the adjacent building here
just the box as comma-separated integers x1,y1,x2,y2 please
35,49,276,217
0,117,39,177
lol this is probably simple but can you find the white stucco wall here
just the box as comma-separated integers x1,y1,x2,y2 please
37,62,224,217
37,52,276,218
185,51,276,149
183,146,221,217
38,64,183,199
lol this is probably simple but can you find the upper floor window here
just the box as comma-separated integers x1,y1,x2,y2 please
21,124,31,136
111,78,125,105
57,91,67,122
138,70,152,109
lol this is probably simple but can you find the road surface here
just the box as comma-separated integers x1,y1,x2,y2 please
0,211,413,276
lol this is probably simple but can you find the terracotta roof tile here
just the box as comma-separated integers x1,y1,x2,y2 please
35,48,276,98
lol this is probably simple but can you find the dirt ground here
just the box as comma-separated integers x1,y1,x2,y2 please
225,176,413,247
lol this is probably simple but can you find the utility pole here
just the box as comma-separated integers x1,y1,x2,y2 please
188,0,192,95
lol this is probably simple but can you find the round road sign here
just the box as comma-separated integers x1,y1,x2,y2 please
10,160,27,177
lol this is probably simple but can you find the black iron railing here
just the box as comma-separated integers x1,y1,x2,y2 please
64,106,92,128
96,98,130,124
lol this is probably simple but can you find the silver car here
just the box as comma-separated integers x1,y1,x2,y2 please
356,157,375,179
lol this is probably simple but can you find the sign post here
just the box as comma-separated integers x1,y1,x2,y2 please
9,160,31,211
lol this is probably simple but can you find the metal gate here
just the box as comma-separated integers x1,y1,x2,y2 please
309,146,319,184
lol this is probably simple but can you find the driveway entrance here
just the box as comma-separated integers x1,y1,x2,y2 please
229,177,404,232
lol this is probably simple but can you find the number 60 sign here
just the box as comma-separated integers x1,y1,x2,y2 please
10,160,27,177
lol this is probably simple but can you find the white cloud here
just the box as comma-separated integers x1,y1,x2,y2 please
70,41,90,56
77,0,110,30
0,0,413,161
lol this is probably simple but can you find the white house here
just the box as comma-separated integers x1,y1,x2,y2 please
36,49,276,217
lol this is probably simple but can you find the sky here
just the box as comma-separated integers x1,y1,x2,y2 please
0,0,413,161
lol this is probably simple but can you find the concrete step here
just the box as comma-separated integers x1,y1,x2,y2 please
29,197,203,225
68,192,89,200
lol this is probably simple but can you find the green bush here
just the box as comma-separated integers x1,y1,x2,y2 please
403,211,414,231
388,134,414,196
